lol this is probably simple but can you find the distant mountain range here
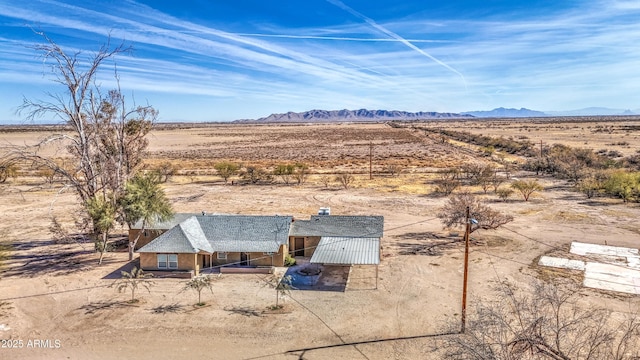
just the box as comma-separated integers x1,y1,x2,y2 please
464,107,639,118
544,107,639,117
236,109,473,123
233,107,640,123
462,107,547,118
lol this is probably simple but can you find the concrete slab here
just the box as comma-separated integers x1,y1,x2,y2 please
538,256,585,271
583,262,640,295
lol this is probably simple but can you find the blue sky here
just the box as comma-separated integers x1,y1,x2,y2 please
1,0,639,123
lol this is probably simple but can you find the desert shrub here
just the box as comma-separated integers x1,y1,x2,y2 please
241,165,271,184
335,173,354,189
293,163,309,185
576,171,608,199
273,164,295,185
424,128,535,156
524,144,614,183
624,155,640,170
434,168,460,195
461,163,481,180
384,163,402,177
472,164,496,193
480,145,495,157
153,161,179,183
496,187,514,201
603,171,640,203
0,162,19,183
284,254,296,267
214,161,239,183
607,150,624,158
511,179,543,201
35,167,54,184
319,174,332,188
0,241,11,271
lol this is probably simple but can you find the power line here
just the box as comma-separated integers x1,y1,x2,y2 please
193,217,439,274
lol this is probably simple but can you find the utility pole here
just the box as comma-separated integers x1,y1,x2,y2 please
369,141,373,180
461,206,471,333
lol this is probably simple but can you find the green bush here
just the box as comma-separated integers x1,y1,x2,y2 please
284,254,296,267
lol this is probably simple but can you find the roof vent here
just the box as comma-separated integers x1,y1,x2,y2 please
318,207,331,216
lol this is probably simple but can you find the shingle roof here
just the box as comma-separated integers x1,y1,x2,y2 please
131,213,198,230
290,215,384,238
198,215,292,253
137,215,292,254
137,216,213,253
310,237,380,265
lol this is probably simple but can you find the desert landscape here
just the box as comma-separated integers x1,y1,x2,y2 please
1,118,640,359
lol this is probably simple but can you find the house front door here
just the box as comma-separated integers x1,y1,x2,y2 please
294,237,305,256
240,252,249,266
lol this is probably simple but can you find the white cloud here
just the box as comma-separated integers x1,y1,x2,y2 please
1,0,639,121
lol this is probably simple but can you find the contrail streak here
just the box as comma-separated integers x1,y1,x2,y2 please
232,33,452,43
327,0,467,87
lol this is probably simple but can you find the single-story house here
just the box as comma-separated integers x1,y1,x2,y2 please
137,215,292,276
135,213,384,276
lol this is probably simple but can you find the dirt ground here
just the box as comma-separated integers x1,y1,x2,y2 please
1,120,640,359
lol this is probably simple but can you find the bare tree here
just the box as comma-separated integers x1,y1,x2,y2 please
437,192,513,234
336,173,355,189
473,165,496,194
13,33,156,262
490,173,506,193
293,162,309,185
434,168,461,195
437,280,640,359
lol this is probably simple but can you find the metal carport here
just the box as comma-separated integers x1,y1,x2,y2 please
310,236,380,289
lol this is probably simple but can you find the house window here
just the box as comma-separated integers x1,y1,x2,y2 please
168,254,178,268
158,254,178,269
217,252,227,260
263,252,275,255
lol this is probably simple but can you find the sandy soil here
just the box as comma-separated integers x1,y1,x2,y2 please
1,121,640,359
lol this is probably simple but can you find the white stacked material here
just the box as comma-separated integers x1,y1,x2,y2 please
570,242,640,268
583,262,640,295
538,256,585,271
570,242,639,258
